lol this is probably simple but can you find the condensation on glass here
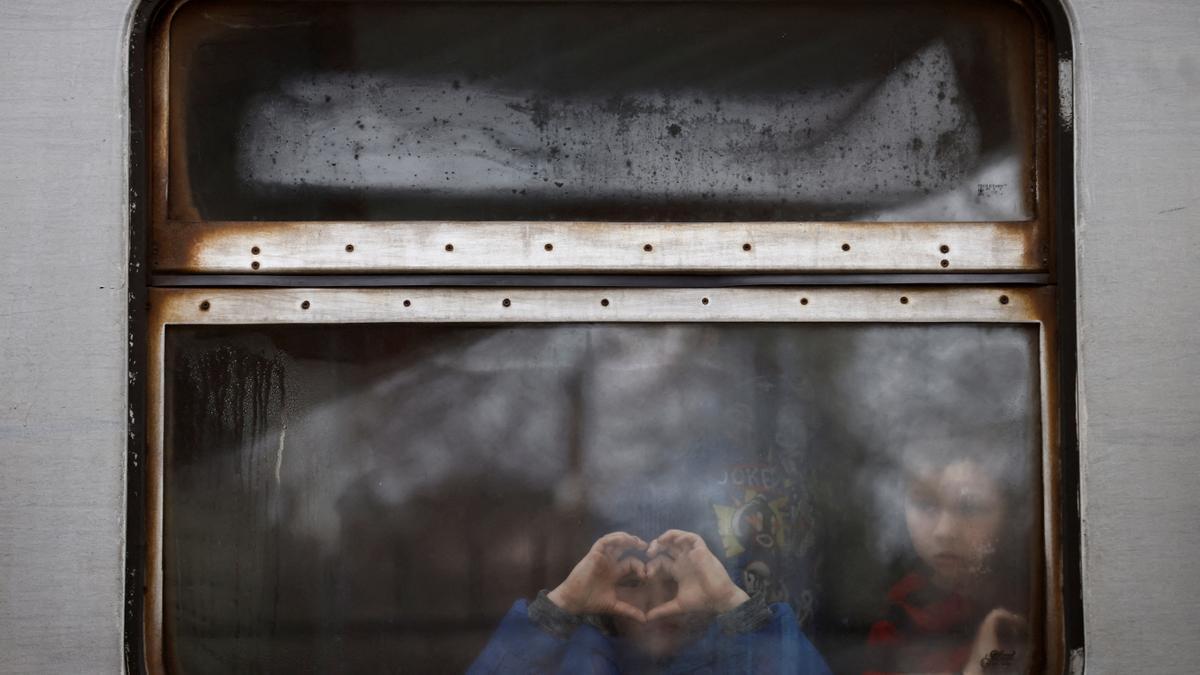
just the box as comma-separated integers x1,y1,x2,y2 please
165,0,1039,223
163,323,1041,673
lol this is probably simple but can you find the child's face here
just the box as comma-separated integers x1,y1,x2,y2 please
904,459,1007,590
612,568,706,658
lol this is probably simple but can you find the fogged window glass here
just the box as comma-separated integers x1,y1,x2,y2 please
165,323,1040,673
168,1,1037,222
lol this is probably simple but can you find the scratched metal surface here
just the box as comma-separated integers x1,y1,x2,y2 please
0,0,1198,674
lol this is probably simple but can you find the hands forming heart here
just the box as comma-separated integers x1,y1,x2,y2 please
644,529,751,620
547,529,750,623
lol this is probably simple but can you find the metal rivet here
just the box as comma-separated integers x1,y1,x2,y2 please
403,299,411,307
251,246,260,255
544,243,554,251
502,298,511,307
999,295,1010,305
600,298,609,307
301,300,310,310
800,297,809,306
841,243,851,251
900,296,909,304
743,243,752,251
940,259,950,268
701,297,710,305
251,261,260,270
445,243,454,252
940,244,950,254
345,244,354,252
199,300,210,311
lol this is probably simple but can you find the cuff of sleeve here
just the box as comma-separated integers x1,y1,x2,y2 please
715,590,771,635
528,589,584,639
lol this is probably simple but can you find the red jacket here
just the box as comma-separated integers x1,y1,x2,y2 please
864,572,984,675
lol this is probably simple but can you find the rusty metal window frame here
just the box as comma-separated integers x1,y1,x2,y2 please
141,285,1067,674
146,0,1057,276
127,0,1081,672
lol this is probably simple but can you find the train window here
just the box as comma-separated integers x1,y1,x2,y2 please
136,0,1069,673
144,287,1063,674
149,0,1052,274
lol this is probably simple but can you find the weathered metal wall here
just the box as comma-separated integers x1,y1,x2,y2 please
0,0,1196,673
0,0,132,673
1071,0,1200,672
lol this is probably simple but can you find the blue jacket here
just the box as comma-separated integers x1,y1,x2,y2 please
467,597,832,674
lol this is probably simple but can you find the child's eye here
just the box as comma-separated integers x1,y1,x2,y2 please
909,495,938,512
955,500,987,517
951,493,993,516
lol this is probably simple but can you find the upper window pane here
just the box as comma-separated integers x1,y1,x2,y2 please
166,0,1039,223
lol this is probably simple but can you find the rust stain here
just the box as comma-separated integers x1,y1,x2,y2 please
143,288,167,675
154,219,1044,273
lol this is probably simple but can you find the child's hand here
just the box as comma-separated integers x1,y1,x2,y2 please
963,608,1029,674
547,532,649,622
643,529,750,620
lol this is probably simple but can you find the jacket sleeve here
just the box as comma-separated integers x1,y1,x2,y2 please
466,593,619,675
466,598,566,674
705,598,834,675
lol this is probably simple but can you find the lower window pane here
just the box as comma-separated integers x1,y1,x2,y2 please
164,323,1041,673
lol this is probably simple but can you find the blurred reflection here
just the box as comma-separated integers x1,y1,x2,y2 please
168,1,1036,222
163,323,1039,673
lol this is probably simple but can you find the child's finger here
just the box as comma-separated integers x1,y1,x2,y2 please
652,530,703,557
619,556,647,579
593,532,645,557
994,611,1029,643
647,532,681,558
646,555,676,580
645,599,686,622
646,539,663,559
655,529,691,546
609,600,647,624
593,531,638,550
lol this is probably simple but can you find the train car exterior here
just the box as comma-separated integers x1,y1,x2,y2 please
1,0,1197,673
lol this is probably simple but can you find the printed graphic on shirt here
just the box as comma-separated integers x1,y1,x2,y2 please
712,458,819,625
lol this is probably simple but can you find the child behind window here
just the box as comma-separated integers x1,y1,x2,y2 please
864,431,1032,675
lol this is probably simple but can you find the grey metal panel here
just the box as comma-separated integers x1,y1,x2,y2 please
1071,0,1200,673
0,0,1196,673
0,0,132,672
